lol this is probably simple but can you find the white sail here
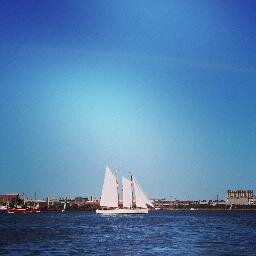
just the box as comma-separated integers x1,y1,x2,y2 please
132,176,154,208
100,166,118,208
122,176,133,209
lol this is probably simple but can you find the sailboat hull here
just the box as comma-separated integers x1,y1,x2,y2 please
96,208,148,214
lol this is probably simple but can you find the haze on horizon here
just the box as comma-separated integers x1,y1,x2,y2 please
0,0,255,200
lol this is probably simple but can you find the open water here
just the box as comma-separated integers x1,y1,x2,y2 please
0,211,256,255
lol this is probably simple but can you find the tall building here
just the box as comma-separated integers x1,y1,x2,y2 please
226,190,253,205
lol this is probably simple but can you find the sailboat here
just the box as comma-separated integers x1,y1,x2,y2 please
96,166,154,214
61,202,67,212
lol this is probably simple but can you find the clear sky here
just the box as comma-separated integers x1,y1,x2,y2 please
0,0,255,200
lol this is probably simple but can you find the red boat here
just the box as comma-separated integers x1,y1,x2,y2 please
7,208,41,214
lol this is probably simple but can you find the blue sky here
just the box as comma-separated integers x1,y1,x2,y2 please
0,0,255,199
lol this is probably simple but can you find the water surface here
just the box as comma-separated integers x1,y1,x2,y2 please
0,211,255,255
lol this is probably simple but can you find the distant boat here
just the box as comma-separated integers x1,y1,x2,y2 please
7,208,40,214
96,166,154,214
0,205,7,213
61,202,67,212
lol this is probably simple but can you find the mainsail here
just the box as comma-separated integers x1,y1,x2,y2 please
132,176,154,209
122,176,133,209
100,166,118,208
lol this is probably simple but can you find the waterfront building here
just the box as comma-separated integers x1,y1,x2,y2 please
199,200,208,205
211,200,226,206
46,197,61,207
0,193,19,204
249,197,256,206
152,199,202,209
226,190,253,205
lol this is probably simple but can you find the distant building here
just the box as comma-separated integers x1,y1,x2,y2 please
26,199,47,208
46,197,60,206
152,199,178,209
226,190,253,205
199,200,208,205
249,197,256,206
211,200,226,206
0,193,19,204
74,197,89,202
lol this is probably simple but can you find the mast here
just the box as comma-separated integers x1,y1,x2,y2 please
115,168,119,206
130,173,135,208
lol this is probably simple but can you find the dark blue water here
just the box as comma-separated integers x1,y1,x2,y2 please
0,211,256,255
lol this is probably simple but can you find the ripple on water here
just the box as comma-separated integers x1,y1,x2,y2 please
0,211,256,255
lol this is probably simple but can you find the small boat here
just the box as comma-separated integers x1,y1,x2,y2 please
61,202,67,212
0,205,7,213
7,208,27,214
7,208,41,214
96,166,154,214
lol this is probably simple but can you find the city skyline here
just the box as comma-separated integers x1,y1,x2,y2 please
0,1,256,199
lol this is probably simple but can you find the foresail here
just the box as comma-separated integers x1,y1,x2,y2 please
100,166,118,208
122,176,133,209
133,177,154,209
